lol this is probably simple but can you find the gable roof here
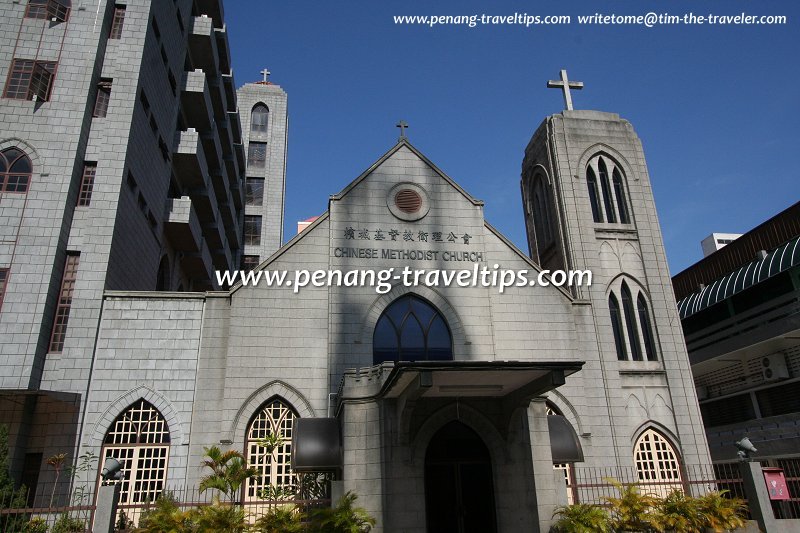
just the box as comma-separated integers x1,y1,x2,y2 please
329,139,484,207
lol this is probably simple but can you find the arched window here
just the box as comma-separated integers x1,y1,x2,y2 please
586,167,601,223
609,280,659,362
155,255,170,291
547,404,575,504
251,104,269,136
0,147,32,194
634,428,683,497
608,293,627,361
612,168,630,224
244,399,297,505
586,155,632,225
373,294,453,364
637,295,658,362
621,282,642,361
530,175,555,259
101,399,170,523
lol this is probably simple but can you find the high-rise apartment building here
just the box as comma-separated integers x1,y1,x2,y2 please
0,0,245,480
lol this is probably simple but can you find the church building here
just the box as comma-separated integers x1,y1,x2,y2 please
65,82,712,531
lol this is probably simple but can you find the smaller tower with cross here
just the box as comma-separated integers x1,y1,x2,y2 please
396,120,409,142
260,68,271,84
547,69,583,111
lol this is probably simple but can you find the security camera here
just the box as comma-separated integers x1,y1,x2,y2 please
735,437,757,461
101,457,123,481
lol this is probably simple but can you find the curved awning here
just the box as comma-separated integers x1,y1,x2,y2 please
548,414,584,463
677,235,800,319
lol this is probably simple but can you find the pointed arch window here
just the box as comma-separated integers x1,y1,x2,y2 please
637,294,658,361
101,399,170,523
373,294,453,364
608,293,627,361
621,282,642,361
529,174,556,260
251,103,269,136
586,167,601,223
0,148,32,194
586,155,632,225
634,428,683,497
244,399,297,504
608,280,659,362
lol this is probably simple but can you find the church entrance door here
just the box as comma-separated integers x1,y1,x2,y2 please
424,421,497,533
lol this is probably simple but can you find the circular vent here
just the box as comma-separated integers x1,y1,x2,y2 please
395,189,422,213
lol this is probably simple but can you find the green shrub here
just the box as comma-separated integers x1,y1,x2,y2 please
188,502,247,533
695,490,748,532
604,479,660,532
51,514,86,533
655,489,703,532
21,518,48,533
252,504,305,533
552,503,611,532
308,491,375,533
136,492,195,533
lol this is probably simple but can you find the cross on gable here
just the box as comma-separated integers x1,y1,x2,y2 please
396,120,409,140
260,68,271,83
547,69,583,111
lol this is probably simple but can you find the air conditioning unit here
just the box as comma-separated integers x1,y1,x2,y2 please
761,354,789,381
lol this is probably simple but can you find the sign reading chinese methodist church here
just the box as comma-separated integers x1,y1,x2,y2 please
333,225,486,263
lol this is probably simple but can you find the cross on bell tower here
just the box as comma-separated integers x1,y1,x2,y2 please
547,69,583,111
260,68,271,83
396,120,409,141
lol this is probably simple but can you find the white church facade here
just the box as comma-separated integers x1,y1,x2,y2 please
52,106,712,532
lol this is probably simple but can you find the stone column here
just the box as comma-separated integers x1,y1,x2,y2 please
341,401,384,532
740,461,778,532
93,483,120,533
527,397,558,533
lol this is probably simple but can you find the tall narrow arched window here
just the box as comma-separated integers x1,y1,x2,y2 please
621,282,643,361
0,147,32,194
608,293,627,361
244,399,297,506
637,294,658,361
251,104,269,136
586,166,601,223
373,294,453,364
101,399,170,524
634,428,683,497
598,158,616,223
612,168,630,224
531,175,555,257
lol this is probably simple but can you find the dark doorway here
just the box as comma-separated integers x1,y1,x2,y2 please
424,421,497,533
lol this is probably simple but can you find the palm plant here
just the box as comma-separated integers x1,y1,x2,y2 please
136,492,195,533
604,478,660,532
654,489,703,532
189,502,248,532
552,503,611,532
308,491,376,533
199,446,258,502
253,504,305,533
695,490,747,532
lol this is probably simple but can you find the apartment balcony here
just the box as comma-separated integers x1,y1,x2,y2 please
195,0,224,29
228,109,242,145
234,142,245,175
214,25,231,75
164,196,202,252
180,70,213,132
221,72,237,115
216,116,233,158
189,15,219,77
173,129,210,190
181,238,217,290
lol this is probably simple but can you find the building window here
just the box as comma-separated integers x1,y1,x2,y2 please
608,293,627,361
93,80,112,117
527,174,555,260
633,428,682,498
621,282,642,361
609,279,659,362
586,155,631,225
245,399,296,505
49,253,79,353
244,215,262,246
637,294,658,362
251,104,269,136
241,255,260,271
0,268,8,311
4,59,57,101
373,294,453,364
25,0,70,22
247,142,267,169
101,399,170,525
109,5,126,38
0,147,32,194
77,163,96,206
245,178,264,206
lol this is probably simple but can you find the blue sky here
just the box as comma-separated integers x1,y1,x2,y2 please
226,0,799,275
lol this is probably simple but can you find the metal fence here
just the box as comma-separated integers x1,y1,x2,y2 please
0,480,93,531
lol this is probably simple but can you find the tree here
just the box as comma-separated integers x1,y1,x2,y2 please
199,446,258,502
0,425,29,532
